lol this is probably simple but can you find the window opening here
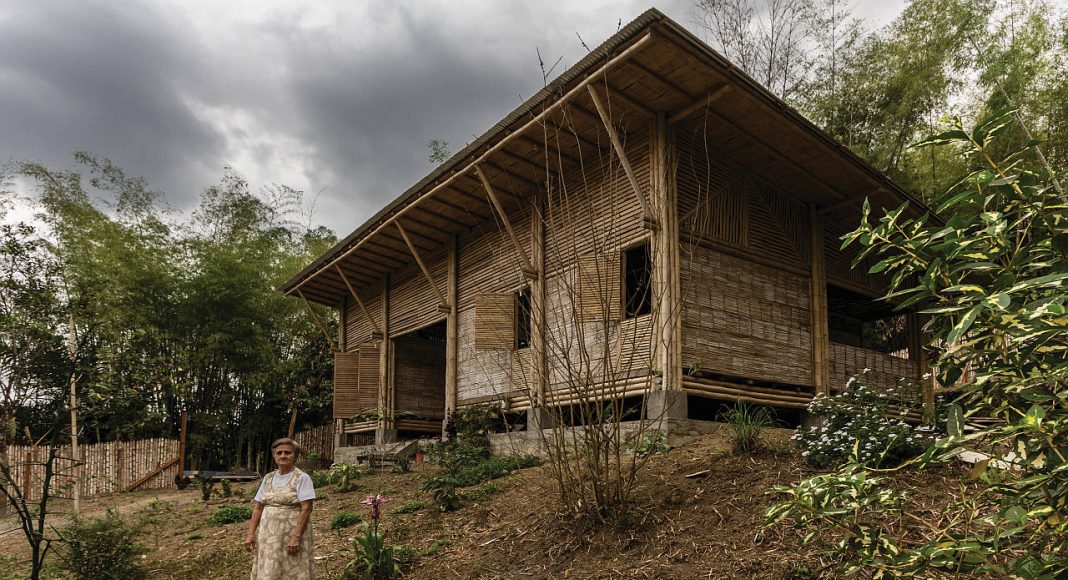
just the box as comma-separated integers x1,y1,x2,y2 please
624,242,652,319
515,288,532,350
827,285,909,357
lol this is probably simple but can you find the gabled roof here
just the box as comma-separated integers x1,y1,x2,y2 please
283,8,932,306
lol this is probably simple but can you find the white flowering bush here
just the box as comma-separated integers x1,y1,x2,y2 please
794,371,929,468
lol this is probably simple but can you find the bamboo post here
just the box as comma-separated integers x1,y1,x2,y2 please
287,408,297,438
809,206,831,396
68,312,80,513
445,236,459,422
177,411,188,479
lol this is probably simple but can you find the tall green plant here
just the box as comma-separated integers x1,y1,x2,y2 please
766,109,1067,577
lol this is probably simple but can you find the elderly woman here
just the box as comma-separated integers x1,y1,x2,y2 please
245,438,316,579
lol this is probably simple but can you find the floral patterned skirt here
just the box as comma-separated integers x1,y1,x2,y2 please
250,505,314,579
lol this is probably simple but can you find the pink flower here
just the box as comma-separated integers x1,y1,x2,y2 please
361,494,389,520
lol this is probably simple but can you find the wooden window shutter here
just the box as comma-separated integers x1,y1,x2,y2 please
356,342,380,412
577,253,622,322
332,349,361,419
475,293,515,350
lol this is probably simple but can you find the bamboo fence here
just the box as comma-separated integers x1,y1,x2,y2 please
4,438,179,502
293,423,333,463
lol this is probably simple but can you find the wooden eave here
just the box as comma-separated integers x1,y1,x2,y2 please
284,8,935,307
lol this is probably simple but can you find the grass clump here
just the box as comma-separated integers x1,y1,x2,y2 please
331,511,364,530
209,505,253,525
450,454,540,487
722,402,774,455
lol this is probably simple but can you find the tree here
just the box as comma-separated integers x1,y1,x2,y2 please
767,109,1067,577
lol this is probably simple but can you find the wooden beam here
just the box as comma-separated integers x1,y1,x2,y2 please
668,84,730,125
335,266,382,335
395,221,448,308
587,84,656,226
474,164,538,279
412,203,476,230
177,410,187,478
288,31,653,296
125,457,179,492
445,236,458,425
298,289,339,351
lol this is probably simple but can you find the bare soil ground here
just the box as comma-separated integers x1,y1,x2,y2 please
0,424,972,579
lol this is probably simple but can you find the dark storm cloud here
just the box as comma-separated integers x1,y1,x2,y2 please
0,1,226,206
0,0,898,237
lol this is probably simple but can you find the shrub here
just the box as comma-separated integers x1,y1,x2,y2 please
331,511,363,530
462,482,501,501
794,372,929,468
330,462,364,492
58,511,146,580
449,454,540,487
308,469,330,489
197,476,215,501
394,500,427,514
391,456,411,473
422,475,461,512
722,403,774,455
219,479,233,498
210,505,253,525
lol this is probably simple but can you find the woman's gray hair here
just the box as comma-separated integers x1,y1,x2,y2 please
270,437,302,456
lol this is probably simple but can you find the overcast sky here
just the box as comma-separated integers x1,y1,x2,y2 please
0,0,905,237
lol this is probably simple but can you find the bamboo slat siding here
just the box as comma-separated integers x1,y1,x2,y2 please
829,342,920,399
458,206,532,312
5,438,179,502
333,349,361,419
293,423,334,463
393,335,446,420
457,306,513,403
681,245,813,386
474,293,515,350
389,248,449,336
825,218,889,295
344,284,383,346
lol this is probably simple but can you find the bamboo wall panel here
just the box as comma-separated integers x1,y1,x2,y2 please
389,248,449,336
680,245,813,386
333,349,361,419
458,206,532,311
344,284,384,346
456,124,652,406
5,439,179,502
829,342,920,400
293,423,334,463
357,342,381,413
677,129,810,268
577,254,622,322
474,293,515,350
825,218,889,294
457,307,513,404
393,336,446,420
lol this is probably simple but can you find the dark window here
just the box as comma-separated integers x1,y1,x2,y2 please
515,288,532,349
624,242,652,319
827,285,909,357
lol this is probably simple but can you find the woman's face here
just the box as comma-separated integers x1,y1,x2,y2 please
273,444,296,469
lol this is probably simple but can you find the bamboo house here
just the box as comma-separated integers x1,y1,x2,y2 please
282,9,934,447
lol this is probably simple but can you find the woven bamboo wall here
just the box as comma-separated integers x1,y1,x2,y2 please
680,244,813,386
829,342,919,396
393,335,446,420
389,248,449,337
293,423,334,463
455,124,653,406
824,218,889,295
343,284,384,347
5,438,179,502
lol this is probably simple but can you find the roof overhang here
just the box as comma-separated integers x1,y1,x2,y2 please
283,8,934,307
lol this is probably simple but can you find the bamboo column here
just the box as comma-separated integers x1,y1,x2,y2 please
809,206,831,396
377,275,394,443
445,235,459,429
530,191,549,429
653,113,683,393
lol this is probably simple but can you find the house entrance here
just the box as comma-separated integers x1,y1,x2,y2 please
392,321,447,437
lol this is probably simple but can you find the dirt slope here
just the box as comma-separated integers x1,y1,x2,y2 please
0,424,970,579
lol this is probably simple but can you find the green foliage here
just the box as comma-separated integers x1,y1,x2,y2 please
393,539,449,565
461,481,502,502
308,469,330,489
219,479,232,498
209,505,252,525
390,456,411,473
722,403,774,455
330,463,364,492
394,500,427,514
629,431,669,458
331,511,364,530
794,374,929,467
58,511,146,580
342,523,399,580
422,475,461,512
767,113,1068,577
448,454,540,488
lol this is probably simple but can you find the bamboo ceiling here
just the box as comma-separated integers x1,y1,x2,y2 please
283,8,932,307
